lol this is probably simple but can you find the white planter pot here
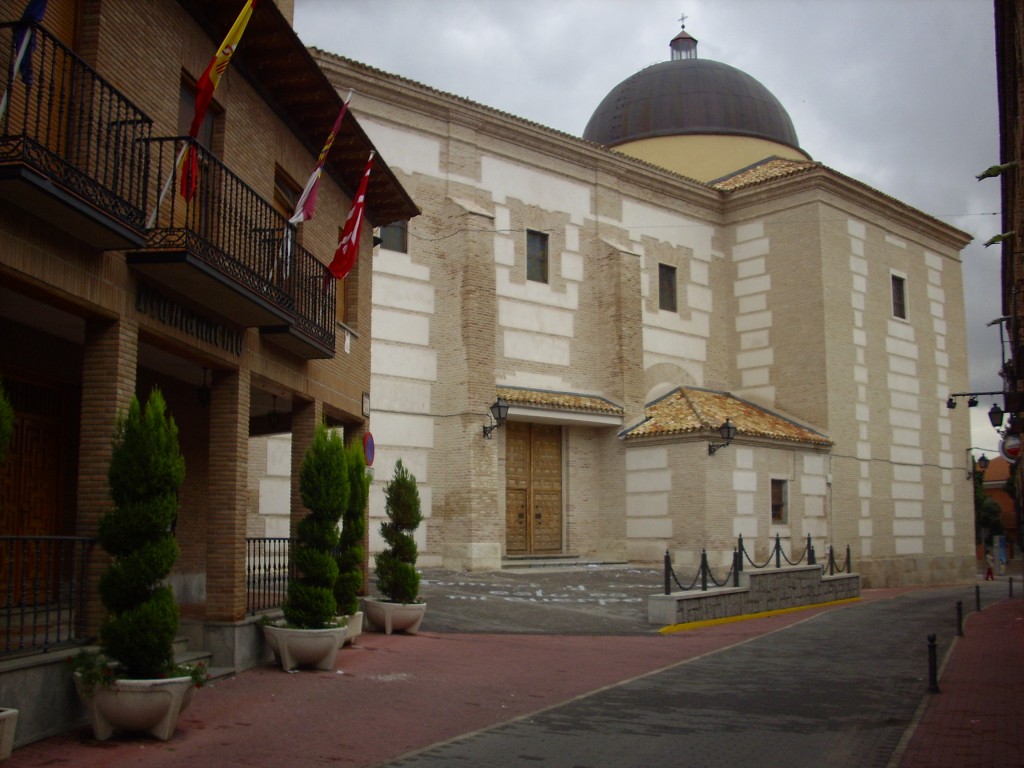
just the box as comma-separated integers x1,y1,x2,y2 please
0,708,18,760
363,598,427,635
333,611,363,647
262,623,346,671
73,674,194,742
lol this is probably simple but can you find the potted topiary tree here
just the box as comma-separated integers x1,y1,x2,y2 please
363,459,426,635
72,388,205,742
334,440,369,646
262,423,349,670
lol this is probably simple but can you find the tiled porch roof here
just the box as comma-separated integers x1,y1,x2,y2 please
497,387,623,415
709,157,818,192
620,386,831,446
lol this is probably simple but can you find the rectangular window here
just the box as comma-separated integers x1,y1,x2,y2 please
526,230,549,283
658,264,677,312
379,222,408,253
891,274,907,319
771,479,788,524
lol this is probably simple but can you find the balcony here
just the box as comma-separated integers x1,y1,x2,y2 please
130,137,336,359
0,20,151,248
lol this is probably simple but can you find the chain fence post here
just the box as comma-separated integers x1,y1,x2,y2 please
828,545,835,576
806,533,814,565
700,548,708,592
664,550,671,595
733,548,740,587
737,534,744,573
846,545,852,573
775,533,781,568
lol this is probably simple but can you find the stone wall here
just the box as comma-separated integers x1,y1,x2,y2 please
647,565,861,625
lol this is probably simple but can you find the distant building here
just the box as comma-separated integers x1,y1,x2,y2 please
311,20,975,588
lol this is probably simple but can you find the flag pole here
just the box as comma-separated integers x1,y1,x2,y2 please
146,142,189,229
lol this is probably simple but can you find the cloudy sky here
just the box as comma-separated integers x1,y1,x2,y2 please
293,0,1004,455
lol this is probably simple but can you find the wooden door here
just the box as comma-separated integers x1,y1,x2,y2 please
505,422,562,554
0,381,64,604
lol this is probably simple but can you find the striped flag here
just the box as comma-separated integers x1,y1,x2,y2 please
326,151,375,284
0,0,48,120
290,90,353,225
180,0,256,200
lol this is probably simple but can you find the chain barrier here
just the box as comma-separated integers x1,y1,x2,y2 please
664,535,852,595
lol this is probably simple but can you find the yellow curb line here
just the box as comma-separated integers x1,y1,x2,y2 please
658,596,862,634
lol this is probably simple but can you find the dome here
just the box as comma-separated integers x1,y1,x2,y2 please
582,58,801,152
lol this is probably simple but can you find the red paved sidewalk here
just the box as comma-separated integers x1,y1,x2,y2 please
898,596,1024,767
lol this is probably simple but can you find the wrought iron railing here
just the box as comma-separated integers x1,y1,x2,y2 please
1,536,94,656
143,136,336,352
0,20,152,231
246,537,293,614
663,534,853,594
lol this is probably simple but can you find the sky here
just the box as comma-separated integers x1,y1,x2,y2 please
293,0,1005,457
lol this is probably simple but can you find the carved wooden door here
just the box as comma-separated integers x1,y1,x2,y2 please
504,422,562,554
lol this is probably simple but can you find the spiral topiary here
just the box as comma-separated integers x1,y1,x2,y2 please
98,388,185,679
374,459,422,604
284,423,349,628
334,440,368,617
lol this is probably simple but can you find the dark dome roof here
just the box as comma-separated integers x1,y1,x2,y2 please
582,58,801,151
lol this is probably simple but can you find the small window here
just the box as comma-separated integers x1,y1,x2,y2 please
526,230,549,283
658,264,677,312
891,274,907,319
378,222,408,253
771,479,788,524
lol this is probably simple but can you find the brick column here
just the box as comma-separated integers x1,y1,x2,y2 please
206,368,250,621
77,318,138,635
290,398,323,534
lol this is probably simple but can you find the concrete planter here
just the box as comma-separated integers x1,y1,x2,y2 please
334,611,363,647
0,708,18,760
262,623,346,671
73,674,195,742
363,598,426,635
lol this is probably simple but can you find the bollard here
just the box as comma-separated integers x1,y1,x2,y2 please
976,584,981,612
846,545,852,573
956,600,963,637
700,549,709,592
775,533,781,569
807,533,816,566
733,548,740,587
927,634,940,693
664,550,671,596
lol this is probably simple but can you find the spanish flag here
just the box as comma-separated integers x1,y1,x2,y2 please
180,0,256,200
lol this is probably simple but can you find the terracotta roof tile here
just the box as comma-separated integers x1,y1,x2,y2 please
621,386,831,446
710,157,818,192
497,387,623,415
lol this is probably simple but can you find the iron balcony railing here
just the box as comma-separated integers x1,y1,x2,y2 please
246,537,293,614
1,536,94,657
143,136,336,352
0,20,152,233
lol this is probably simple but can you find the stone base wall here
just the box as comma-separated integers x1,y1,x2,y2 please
648,565,861,626
856,555,976,588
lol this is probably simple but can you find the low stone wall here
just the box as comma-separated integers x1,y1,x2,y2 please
648,565,861,626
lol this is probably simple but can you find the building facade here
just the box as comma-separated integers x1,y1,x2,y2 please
0,0,415,744
312,24,975,589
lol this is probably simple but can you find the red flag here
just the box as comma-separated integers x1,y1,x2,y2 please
290,90,353,225
327,151,375,283
180,0,255,200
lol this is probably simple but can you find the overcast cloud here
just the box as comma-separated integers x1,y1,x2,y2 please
294,0,1003,455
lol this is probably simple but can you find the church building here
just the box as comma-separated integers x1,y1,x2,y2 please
307,21,975,588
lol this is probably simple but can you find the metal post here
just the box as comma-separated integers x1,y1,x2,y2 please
829,545,835,576
806,533,815,566
775,533,781,568
737,534,744,573
956,600,963,637
700,548,708,592
664,550,671,596
733,548,740,587
976,584,981,612
846,545,852,573
927,634,940,693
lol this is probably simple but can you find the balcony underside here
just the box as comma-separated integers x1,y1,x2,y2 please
127,248,334,359
0,157,145,250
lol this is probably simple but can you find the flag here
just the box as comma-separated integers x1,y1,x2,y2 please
0,0,48,121
180,0,255,200
326,151,375,283
11,0,48,85
290,90,353,225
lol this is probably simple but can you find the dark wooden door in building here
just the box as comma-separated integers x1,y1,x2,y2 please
0,381,65,604
505,422,562,555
